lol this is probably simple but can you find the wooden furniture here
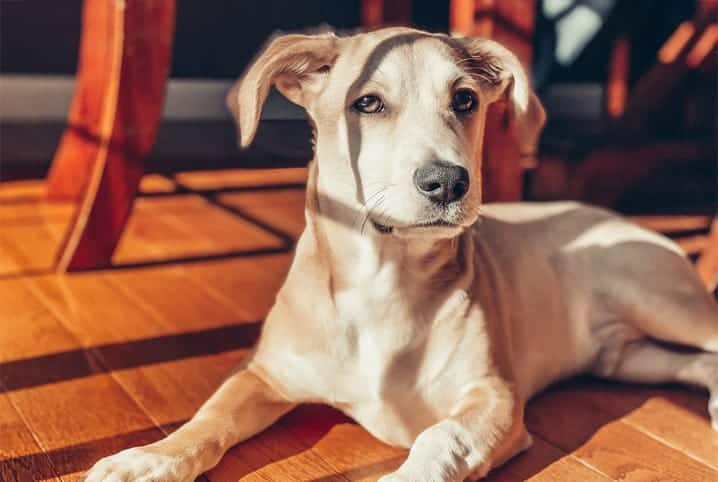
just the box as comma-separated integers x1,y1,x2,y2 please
47,0,175,272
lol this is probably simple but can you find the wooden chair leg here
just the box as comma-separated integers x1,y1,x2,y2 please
697,217,718,292
450,0,536,202
360,0,411,29
51,0,175,272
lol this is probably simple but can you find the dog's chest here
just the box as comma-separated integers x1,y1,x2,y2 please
314,282,484,447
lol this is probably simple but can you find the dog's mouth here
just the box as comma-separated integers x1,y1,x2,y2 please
371,219,459,235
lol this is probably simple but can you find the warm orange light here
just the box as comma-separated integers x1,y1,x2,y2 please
686,24,718,67
607,36,630,118
658,22,695,63
450,0,477,37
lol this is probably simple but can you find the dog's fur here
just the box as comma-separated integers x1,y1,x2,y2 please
85,28,718,481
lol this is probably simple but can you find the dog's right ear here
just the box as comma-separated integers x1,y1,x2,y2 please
227,33,339,148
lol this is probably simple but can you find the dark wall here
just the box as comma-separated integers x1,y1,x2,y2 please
1,1,450,79
1,1,361,78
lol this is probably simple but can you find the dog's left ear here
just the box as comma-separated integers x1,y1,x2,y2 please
457,38,546,163
227,32,340,148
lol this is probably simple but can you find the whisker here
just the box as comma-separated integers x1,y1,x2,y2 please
361,195,385,235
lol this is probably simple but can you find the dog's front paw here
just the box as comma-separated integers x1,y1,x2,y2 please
84,446,196,482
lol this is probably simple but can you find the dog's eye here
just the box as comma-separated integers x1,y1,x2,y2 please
451,90,477,114
352,95,384,114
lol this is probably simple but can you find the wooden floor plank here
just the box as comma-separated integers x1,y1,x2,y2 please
181,255,293,321
536,379,717,474
573,420,716,481
0,179,46,200
114,195,284,266
24,271,251,427
138,173,177,194
0,222,66,274
486,436,567,481
27,274,168,346
0,394,61,482
175,167,308,191
0,236,26,276
106,264,251,328
0,200,74,224
623,397,718,470
0,279,164,480
110,351,248,428
218,188,307,239
527,456,612,482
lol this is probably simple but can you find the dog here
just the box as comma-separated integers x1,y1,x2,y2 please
84,27,718,482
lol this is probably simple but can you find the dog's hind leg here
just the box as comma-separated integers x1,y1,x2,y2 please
604,244,718,353
597,339,718,430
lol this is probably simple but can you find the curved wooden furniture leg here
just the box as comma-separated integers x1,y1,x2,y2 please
450,0,536,202
51,0,175,272
360,0,411,28
697,217,718,291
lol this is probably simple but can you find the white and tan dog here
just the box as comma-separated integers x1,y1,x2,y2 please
85,28,718,482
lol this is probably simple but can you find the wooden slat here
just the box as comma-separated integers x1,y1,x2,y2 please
174,167,308,192
527,456,611,482
574,421,716,480
217,188,307,238
0,394,61,482
0,223,66,274
486,436,566,481
181,255,293,321
0,200,74,224
113,194,284,265
0,179,46,201
138,174,177,194
0,279,165,480
623,397,718,470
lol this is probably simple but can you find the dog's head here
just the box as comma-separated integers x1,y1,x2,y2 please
229,28,544,239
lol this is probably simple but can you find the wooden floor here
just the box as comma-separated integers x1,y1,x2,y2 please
0,168,716,482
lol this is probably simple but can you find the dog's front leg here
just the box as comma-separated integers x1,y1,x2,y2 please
84,366,295,482
380,378,529,482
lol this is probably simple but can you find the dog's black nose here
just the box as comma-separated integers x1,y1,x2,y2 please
413,161,470,204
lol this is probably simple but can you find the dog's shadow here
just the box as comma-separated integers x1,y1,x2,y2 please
205,378,712,481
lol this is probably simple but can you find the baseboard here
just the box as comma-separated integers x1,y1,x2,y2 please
0,75,311,171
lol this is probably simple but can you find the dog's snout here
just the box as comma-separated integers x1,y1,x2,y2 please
413,161,470,204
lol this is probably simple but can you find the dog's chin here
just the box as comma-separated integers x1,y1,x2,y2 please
371,219,466,239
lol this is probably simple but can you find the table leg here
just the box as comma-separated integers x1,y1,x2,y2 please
49,0,175,272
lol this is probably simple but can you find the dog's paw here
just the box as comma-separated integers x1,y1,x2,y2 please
83,446,195,482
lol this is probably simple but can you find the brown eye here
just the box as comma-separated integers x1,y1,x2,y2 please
352,95,384,114
451,90,477,114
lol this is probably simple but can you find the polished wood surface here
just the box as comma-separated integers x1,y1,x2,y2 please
47,0,175,272
1,169,716,481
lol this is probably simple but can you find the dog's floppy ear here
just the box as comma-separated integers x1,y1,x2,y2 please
457,38,545,164
227,33,339,148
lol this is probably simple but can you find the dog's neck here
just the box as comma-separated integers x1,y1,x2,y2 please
299,161,474,299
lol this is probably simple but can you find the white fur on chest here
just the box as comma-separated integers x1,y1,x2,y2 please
321,239,485,446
